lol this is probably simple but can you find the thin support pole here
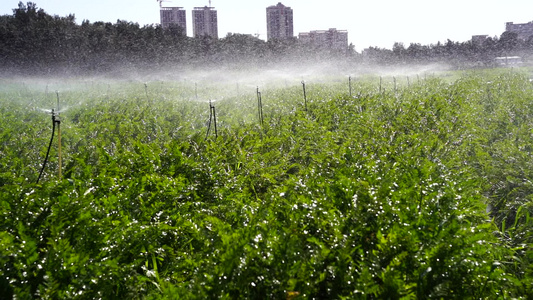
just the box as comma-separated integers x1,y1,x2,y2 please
257,87,264,126
36,111,56,184
205,101,212,140
144,83,149,101
56,91,61,180
302,81,307,111
212,102,218,139
57,120,61,180
349,76,352,97
205,100,218,140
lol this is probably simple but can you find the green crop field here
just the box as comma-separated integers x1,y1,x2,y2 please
1,69,532,298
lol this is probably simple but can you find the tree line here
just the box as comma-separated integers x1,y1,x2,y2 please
1,2,532,75
364,31,533,67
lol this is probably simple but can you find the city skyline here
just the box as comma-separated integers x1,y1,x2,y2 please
2,0,533,51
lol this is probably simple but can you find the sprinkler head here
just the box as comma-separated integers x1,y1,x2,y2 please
50,109,61,123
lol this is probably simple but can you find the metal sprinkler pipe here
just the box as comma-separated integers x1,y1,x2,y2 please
36,109,56,184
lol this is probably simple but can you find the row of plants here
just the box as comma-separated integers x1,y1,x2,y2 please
0,70,532,298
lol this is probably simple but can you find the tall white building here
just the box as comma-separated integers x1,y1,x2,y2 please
192,6,218,38
160,7,186,32
266,2,293,41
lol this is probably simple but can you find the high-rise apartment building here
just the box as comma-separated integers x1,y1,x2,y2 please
160,7,187,32
266,2,293,41
192,6,218,38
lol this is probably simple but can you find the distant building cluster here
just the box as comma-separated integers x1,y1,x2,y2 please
471,21,533,66
265,2,348,50
299,28,348,50
159,5,218,38
159,2,533,54
159,2,349,50
473,21,533,44
505,21,533,40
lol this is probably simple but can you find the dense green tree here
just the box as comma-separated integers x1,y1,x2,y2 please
499,31,520,54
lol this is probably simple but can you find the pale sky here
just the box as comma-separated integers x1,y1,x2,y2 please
1,0,533,51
